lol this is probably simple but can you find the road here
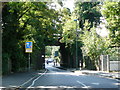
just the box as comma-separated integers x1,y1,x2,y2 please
24,63,120,90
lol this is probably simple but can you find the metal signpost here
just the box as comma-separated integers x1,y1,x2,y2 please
25,41,33,71
74,19,78,70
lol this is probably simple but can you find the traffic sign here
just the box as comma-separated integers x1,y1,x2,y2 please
25,41,33,53
54,51,58,57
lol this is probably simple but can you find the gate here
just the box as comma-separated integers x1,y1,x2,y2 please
101,54,120,71
101,55,109,71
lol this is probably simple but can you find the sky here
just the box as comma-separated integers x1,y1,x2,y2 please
63,0,75,12
96,17,109,37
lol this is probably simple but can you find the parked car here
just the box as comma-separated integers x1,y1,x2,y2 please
47,58,54,64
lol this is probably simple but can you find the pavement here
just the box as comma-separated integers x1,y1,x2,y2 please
1,69,46,89
1,66,120,89
55,66,120,81
66,68,120,81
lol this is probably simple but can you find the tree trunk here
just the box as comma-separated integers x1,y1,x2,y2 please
59,43,69,68
95,57,101,71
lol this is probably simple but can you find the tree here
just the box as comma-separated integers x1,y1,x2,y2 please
102,2,120,47
2,2,29,72
59,7,83,68
81,21,111,70
72,2,103,70
75,2,102,30
2,2,62,74
59,2,102,68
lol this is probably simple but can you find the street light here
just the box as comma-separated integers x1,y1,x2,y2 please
74,19,78,70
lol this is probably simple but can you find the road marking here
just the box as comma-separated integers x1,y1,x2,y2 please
26,69,47,89
91,83,99,85
36,86,77,88
19,76,35,87
77,81,89,90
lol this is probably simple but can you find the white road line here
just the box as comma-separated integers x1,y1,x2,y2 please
77,81,89,90
26,69,47,89
18,70,47,88
20,76,35,87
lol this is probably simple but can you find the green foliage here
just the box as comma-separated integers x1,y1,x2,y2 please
81,24,111,69
82,28,110,58
59,7,83,68
45,46,52,57
2,2,62,73
60,16,76,45
75,2,102,29
102,2,120,46
3,1,119,72
109,47,120,61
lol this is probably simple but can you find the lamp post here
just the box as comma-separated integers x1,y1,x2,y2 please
74,19,78,70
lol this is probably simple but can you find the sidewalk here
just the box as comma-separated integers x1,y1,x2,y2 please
55,66,120,80
67,68,120,81
2,69,46,88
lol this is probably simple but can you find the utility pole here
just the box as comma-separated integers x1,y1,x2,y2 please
74,19,78,70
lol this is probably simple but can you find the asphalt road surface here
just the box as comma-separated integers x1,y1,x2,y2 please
24,63,120,90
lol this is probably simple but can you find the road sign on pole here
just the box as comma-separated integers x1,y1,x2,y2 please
25,41,33,71
25,41,33,53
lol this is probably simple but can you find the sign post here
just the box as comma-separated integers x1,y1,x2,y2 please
28,53,30,70
25,41,33,71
